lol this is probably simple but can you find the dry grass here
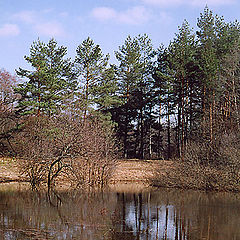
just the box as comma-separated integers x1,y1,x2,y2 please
0,158,21,182
0,158,175,191
109,159,175,187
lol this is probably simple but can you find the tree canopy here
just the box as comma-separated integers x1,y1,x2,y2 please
0,6,239,164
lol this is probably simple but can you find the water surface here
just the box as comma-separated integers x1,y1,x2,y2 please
0,184,240,239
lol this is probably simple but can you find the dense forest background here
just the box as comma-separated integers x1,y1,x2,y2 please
0,7,240,188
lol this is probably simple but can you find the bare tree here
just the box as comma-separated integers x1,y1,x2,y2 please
15,115,117,191
69,118,117,189
0,69,20,156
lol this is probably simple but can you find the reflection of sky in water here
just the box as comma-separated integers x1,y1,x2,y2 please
125,202,177,239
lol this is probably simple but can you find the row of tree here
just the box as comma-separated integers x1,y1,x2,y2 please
1,7,240,164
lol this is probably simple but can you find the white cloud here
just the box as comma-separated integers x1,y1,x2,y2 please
158,12,173,23
12,10,66,37
0,24,20,37
142,0,236,7
143,0,182,6
92,7,117,21
13,10,36,24
119,6,150,24
42,8,54,14
91,6,151,25
59,12,69,18
191,0,235,6
35,22,65,37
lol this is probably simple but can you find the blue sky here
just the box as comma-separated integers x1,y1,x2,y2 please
1,0,239,75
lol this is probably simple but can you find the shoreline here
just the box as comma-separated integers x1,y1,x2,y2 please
1,158,239,193
0,158,171,184
0,158,168,192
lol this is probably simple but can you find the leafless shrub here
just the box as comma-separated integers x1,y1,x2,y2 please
0,69,20,156
68,119,117,190
153,159,240,192
14,115,117,191
14,116,63,190
153,126,240,192
161,133,240,191
0,69,19,113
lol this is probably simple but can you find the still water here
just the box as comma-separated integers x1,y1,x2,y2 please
0,184,240,240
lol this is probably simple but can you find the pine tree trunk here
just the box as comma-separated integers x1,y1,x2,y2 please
124,84,130,159
139,105,144,159
37,80,41,117
210,101,213,143
158,102,162,159
176,104,181,158
84,67,90,122
167,101,171,159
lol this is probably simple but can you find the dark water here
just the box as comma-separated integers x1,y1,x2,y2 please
0,185,240,239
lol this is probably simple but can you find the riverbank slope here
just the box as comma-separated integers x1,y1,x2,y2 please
0,158,173,187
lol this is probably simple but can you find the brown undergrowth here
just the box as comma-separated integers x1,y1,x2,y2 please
152,160,240,192
0,158,170,191
1,157,240,193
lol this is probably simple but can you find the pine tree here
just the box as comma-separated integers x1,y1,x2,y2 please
216,20,240,129
153,46,175,159
15,39,77,116
196,7,219,142
114,35,142,158
114,34,155,159
168,20,198,160
136,34,156,159
75,37,111,120
92,66,121,112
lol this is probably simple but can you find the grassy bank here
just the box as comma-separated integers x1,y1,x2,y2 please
1,158,240,193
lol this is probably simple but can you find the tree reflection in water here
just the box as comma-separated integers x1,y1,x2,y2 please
0,186,240,239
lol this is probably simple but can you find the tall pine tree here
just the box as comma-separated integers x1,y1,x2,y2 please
15,39,77,116
75,37,114,120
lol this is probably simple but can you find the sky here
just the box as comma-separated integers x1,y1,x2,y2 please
1,0,240,75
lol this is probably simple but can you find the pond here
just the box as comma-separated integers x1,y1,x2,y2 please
0,183,240,239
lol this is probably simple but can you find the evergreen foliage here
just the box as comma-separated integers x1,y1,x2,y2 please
75,37,120,120
15,38,77,116
113,34,156,158
1,7,239,164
